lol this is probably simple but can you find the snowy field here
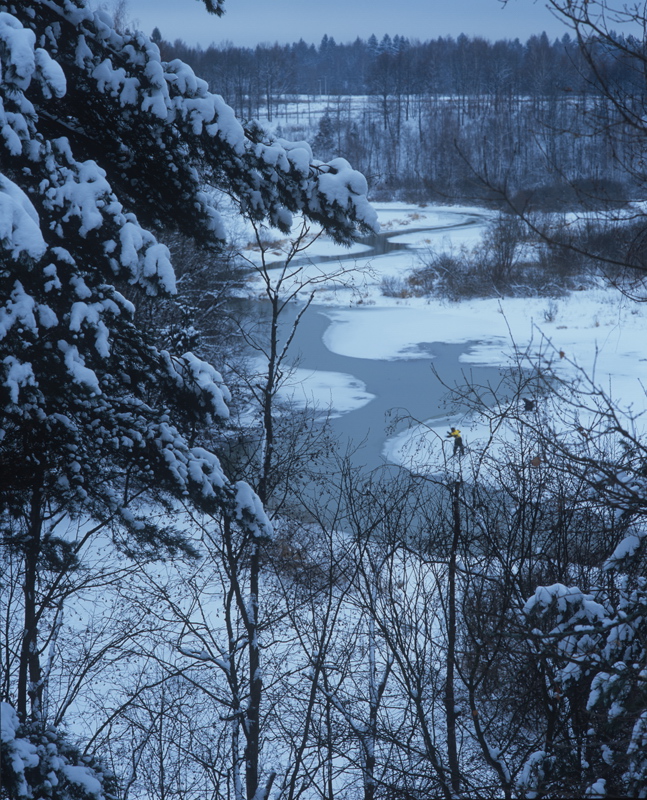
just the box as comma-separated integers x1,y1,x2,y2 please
235,202,647,472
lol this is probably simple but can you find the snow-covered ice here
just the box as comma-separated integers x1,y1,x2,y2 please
277,366,375,418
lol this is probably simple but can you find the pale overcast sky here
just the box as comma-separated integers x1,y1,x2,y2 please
122,0,568,48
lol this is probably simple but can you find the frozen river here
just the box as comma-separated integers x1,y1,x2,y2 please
245,204,502,473
277,302,504,473
239,201,646,475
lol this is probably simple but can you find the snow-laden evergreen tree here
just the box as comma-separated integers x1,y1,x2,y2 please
519,534,647,799
0,0,376,793
1,701,120,800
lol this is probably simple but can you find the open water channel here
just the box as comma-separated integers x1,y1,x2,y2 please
243,207,507,475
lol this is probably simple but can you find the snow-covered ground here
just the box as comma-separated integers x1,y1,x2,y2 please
235,202,647,472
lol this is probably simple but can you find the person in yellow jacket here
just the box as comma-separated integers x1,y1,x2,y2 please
447,427,465,456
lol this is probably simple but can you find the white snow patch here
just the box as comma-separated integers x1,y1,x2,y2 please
61,765,103,797
278,366,375,418
0,174,46,258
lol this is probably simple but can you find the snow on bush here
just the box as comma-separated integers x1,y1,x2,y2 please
0,702,114,799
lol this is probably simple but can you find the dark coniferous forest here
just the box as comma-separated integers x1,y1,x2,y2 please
1,2,647,800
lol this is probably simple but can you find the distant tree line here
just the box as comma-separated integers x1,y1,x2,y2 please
158,30,619,103
156,30,646,203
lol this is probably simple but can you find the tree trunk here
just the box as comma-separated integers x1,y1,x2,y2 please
17,479,44,721
245,542,262,800
445,479,461,794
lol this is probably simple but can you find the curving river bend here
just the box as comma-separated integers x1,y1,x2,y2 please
247,206,504,474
